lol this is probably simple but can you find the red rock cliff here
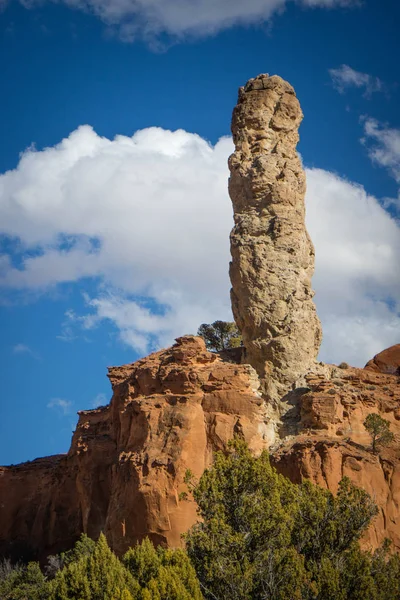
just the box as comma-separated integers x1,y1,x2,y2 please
271,352,400,551
1,338,399,560
0,336,269,560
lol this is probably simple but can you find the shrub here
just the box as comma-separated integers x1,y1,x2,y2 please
197,321,242,351
184,439,396,600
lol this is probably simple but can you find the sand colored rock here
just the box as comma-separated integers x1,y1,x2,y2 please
0,336,269,561
228,74,322,401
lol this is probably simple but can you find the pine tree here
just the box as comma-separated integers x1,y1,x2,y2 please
363,413,394,453
50,533,140,600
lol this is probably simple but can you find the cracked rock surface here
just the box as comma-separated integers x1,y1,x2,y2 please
229,74,322,402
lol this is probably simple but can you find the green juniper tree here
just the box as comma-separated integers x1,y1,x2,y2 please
184,439,391,600
197,321,242,352
363,413,394,453
50,533,139,600
123,538,202,600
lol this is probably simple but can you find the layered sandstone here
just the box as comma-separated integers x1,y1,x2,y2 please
229,74,322,402
272,360,400,550
0,336,270,561
1,341,398,559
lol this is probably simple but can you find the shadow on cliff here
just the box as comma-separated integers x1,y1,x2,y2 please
277,387,311,438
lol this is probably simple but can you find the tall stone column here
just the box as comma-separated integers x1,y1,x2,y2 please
229,74,322,402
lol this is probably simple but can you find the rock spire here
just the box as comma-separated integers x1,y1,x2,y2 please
229,74,322,401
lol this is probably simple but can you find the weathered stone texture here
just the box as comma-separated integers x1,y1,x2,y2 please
0,336,269,561
229,74,322,401
272,361,400,550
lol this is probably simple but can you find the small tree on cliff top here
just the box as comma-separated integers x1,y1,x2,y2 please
197,321,242,352
363,413,394,453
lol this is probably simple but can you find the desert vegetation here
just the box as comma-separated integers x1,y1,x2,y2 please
197,320,242,351
1,441,400,600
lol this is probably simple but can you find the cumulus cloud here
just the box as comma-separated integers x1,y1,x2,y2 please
305,168,400,365
0,126,234,351
329,65,384,97
18,0,356,42
47,398,73,415
0,125,399,367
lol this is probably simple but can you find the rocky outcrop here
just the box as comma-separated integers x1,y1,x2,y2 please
1,340,398,559
228,74,322,402
0,73,399,563
272,361,400,550
0,336,270,561
365,343,400,375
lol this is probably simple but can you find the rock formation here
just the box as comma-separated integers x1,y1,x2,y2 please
0,73,399,562
272,355,400,550
0,336,269,561
228,74,322,401
365,343,400,375
0,340,399,560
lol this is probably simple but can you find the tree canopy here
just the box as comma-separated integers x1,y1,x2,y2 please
197,320,242,351
185,440,400,600
363,413,394,453
0,534,202,600
2,441,400,600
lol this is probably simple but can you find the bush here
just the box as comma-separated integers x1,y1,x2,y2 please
184,439,398,600
197,321,242,352
1,535,203,600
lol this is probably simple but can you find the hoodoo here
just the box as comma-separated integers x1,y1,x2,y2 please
229,74,322,401
1,74,399,562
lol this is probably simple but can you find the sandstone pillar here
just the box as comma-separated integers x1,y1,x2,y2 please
229,74,322,402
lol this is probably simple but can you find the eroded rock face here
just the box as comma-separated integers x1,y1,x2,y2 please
0,336,269,561
0,340,399,558
229,74,322,401
272,362,400,550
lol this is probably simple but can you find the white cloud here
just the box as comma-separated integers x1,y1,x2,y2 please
0,126,399,367
305,168,400,365
47,398,73,415
329,65,384,97
0,126,234,353
13,343,31,354
360,118,400,213
18,0,356,41
12,342,40,359
362,118,400,184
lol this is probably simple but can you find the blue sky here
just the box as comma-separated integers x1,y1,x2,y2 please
0,0,399,465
